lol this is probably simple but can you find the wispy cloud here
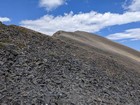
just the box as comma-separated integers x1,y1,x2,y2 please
0,17,10,22
124,0,140,12
39,0,66,11
106,28,140,41
21,11,140,35
128,0,140,11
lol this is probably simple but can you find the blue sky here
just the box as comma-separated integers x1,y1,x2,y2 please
0,0,140,51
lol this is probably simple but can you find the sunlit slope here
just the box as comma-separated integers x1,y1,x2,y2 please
53,31,140,62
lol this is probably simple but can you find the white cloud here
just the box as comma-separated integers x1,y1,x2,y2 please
127,0,140,11
106,28,140,41
21,11,140,35
0,17,10,22
39,0,66,11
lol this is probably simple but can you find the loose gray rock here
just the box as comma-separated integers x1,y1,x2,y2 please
0,22,140,105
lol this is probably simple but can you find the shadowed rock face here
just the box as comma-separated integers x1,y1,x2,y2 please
0,23,140,105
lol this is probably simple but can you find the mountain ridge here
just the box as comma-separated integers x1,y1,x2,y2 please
53,30,140,72
53,30,140,62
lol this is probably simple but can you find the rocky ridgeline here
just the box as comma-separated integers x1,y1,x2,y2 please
0,23,140,105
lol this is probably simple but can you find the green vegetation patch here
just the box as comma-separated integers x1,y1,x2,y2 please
0,42,5,48
16,42,26,49
0,39,12,43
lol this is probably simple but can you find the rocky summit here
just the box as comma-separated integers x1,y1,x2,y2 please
0,23,140,105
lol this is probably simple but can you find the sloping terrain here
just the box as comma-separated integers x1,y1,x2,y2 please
53,31,140,72
0,22,140,105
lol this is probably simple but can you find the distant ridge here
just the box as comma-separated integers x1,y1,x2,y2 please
54,31,140,62
53,30,140,71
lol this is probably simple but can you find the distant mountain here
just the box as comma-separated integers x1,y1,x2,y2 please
0,22,140,105
53,31,140,71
